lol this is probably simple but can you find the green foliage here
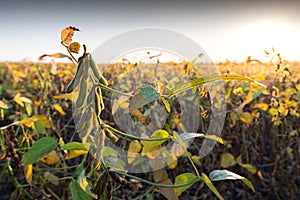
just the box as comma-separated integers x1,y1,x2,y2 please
61,142,88,151
201,172,224,200
129,84,160,111
22,137,58,166
0,26,299,200
174,173,198,196
70,180,92,200
209,169,255,192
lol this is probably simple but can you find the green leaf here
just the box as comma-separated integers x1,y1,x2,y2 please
102,146,118,158
129,84,160,111
61,142,88,151
174,173,198,196
33,121,46,134
142,130,169,155
146,194,154,200
201,172,224,200
178,133,223,144
70,180,92,200
296,91,300,104
220,153,236,168
25,102,33,116
168,74,266,97
209,169,255,192
179,133,205,141
22,137,58,166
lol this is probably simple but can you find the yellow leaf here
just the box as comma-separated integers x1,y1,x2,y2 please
13,94,32,107
43,171,59,186
161,97,171,113
61,26,80,45
12,70,26,78
240,112,253,125
21,117,35,127
14,94,24,107
203,135,224,144
253,103,269,111
53,103,66,115
39,53,73,61
174,173,198,196
68,42,81,53
127,140,142,164
239,163,257,174
0,109,4,120
23,164,33,186
220,153,236,168
257,170,264,180
119,102,129,109
201,173,224,200
40,150,60,165
32,115,51,128
161,148,178,169
191,155,201,166
130,110,148,123
33,100,41,106
166,153,178,169
244,91,254,105
142,130,169,156
19,96,32,104
53,93,73,101
65,150,88,160
144,146,161,159
112,96,131,115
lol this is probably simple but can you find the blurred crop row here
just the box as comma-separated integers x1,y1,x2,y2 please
0,58,299,199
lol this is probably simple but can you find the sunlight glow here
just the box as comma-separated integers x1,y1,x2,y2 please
224,20,300,62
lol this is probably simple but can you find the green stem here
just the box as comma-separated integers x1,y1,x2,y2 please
98,83,133,97
101,124,170,142
14,179,34,200
187,154,201,178
131,186,154,200
109,168,200,188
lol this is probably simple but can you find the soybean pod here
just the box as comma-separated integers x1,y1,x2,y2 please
103,128,119,143
80,108,95,144
75,58,90,108
95,85,105,117
89,54,109,86
65,55,86,93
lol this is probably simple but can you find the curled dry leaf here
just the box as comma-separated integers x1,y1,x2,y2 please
61,26,80,45
68,42,81,54
39,53,73,62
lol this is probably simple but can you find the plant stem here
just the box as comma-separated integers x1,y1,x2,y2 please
109,168,200,188
187,155,201,178
101,124,170,141
98,83,133,97
61,41,78,64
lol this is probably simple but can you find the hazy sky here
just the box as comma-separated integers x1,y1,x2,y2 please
1,0,300,62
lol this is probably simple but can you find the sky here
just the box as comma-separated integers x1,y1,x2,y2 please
1,0,300,63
